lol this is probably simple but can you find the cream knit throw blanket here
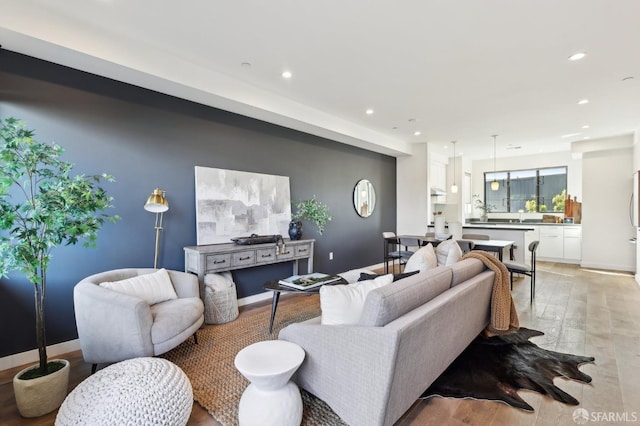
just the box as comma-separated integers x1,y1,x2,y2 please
463,250,519,335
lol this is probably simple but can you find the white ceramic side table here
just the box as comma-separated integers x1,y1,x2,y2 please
234,340,306,426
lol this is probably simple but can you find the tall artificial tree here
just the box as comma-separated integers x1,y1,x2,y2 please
0,117,118,377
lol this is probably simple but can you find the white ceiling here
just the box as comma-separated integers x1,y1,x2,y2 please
2,0,640,159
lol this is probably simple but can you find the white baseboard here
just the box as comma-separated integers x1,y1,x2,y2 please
0,339,81,372
579,261,636,273
368,262,386,271
237,291,272,306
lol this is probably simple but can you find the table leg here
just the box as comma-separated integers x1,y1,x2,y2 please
384,239,389,274
269,291,281,334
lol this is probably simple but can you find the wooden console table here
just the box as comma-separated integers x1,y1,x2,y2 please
184,239,315,298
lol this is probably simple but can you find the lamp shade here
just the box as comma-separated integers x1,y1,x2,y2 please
144,189,169,213
491,180,500,191
450,183,459,193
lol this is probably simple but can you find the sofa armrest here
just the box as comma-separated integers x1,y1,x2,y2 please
279,323,400,426
167,270,199,299
73,281,154,364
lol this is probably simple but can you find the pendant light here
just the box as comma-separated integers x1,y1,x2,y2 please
450,141,458,193
490,135,499,191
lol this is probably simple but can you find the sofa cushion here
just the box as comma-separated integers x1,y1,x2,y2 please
150,297,204,344
450,258,486,287
358,266,453,327
404,244,437,273
435,239,463,266
100,269,178,305
320,274,394,325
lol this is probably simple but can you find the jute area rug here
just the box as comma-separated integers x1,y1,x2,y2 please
161,294,347,426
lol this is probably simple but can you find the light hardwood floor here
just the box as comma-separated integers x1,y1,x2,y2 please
1,262,639,425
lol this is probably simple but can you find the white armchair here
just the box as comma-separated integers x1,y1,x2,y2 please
74,268,204,373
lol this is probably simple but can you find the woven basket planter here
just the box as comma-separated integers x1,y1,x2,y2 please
204,278,239,325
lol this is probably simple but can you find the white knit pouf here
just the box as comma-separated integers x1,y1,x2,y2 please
55,357,193,426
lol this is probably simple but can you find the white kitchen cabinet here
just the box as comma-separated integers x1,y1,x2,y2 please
563,226,582,260
524,227,539,263
538,226,564,259
430,159,446,192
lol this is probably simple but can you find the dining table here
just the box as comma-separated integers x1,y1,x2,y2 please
383,234,447,273
466,239,515,261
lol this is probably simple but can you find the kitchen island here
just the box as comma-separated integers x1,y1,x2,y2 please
428,223,533,263
429,222,582,264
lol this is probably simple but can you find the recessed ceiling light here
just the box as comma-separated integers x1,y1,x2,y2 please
241,62,252,67
568,52,586,61
582,124,590,129
577,99,589,105
622,76,635,81
583,136,591,140
281,71,292,79
365,109,374,115
561,133,581,139
414,131,421,136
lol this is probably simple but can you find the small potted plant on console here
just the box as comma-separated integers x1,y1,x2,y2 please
289,195,332,240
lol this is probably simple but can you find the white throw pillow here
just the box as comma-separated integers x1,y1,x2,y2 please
404,244,437,273
320,274,394,325
435,239,463,266
100,269,178,305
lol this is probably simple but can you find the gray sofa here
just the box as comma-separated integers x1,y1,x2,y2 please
74,268,204,371
279,258,494,426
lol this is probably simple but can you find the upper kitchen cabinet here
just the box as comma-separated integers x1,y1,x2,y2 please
430,153,447,193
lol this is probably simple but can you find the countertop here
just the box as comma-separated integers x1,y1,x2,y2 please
428,222,581,231
464,222,581,229
462,224,535,231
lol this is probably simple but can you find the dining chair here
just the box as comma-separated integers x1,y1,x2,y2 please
382,232,412,273
503,241,540,303
456,240,475,255
398,237,419,265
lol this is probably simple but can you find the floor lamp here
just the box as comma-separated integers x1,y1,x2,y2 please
144,189,169,269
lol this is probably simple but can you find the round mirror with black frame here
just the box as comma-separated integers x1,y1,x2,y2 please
353,179,376,218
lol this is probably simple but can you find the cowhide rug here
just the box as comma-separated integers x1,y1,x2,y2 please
421,328,595,411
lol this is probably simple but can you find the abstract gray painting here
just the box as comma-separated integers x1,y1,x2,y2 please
195,166,292,245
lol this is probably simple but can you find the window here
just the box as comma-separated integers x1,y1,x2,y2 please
484,166,567,213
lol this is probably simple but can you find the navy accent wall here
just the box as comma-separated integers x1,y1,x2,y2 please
0,50,397,357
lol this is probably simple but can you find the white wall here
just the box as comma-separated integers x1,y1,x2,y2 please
634,129,640,282
581,146,635,272
396,143,428,235
444,155,472,223
470,151,582,220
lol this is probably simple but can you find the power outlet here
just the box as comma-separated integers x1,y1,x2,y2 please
329,252,334,260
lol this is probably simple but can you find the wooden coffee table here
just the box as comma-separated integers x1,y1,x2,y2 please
263,277,347,333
